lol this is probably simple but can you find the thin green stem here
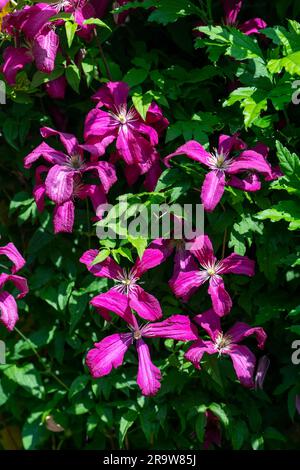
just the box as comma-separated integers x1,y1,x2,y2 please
94,28,113,81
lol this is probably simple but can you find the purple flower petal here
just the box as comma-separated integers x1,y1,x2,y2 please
239,18,267,35
116,126,155,171
86,333,132,378
0,243,26,274
201,170,226,212
53,200,75,234
228,150,273,177
79,251,123,279
0,291,19,331
164,140,211,167
169,269,207,301
1,46,33,85
32,165,48,212
40,127,79,156
185,339,216,369
142,314,198,341
45,165,74,204
84,108,119,144
33,27,59,74
226,322,267,349
129,120,159,146
218,134,246,155
208,276,232,316
129,286,162,321
193,308,222,342
90,289,135,326
45,76,67,100
219,253,255,277
92,81,129,109
24,142,67,168
227,174,261,192
136,338,161,396
228,344,256,388
134,239,174,277
189,234,216,267
84,161,117,194
0,273,29,299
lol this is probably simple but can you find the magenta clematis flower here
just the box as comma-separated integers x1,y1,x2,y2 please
85,293,198,395
24,127,116,234
0,0,9,10
2,3,59,79
185,308,267,388
169,234,255,316
80,246,170,322
84,81,168,173
0,243,29,331
165,134,273,212
222,0,266,35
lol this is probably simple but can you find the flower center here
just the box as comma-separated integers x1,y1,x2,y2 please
118,113,127,124
133,329,142,340
114,268,139,295
215,333,232,354
66,153,84,170
207,148,234,171
207,267,215,276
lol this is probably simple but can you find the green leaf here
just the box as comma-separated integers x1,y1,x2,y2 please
65,21,78,48
256,201,300,230
119,410,138,447
276,141,300,180
83,17,112,32
68,375,89,400
68,291,89,333
132,92,152,120
268,51,300,75
195,412,206,443
127,236,148,259
91,249,110,265
4,364,45,399
66,64,81,93
124,68,149,87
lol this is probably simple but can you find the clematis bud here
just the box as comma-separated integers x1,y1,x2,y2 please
255,355,270,390
45,415,64,433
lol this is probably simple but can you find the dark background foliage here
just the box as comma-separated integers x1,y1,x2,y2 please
0,0,299,450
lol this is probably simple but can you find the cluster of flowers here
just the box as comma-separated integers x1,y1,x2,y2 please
0,1,273,402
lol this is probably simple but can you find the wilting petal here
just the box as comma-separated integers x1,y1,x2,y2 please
92,81,129,109
218,253,255,277
136,339,161,396
84,161,117,194
164,140,211,167
193,308,222,342
201,170,226,212
228,150,273,177
0,273,29,298
208,276,232,316
189,234,216,267
86,333,132,378
33,27,59,74
228,344,256,388
1,46,33,85
185,339,216,369
45,76,67,100
24,142,66,168
251,143,269,159
0,291,19,331
226,322,267,349
142,314,198,341
227,174,261,192
53,201,75,234
169,269,208,301
0,243,26,274
45,165,74,204
218,134,246,155
239,18,267,35
40,127,79,156
79,251,123,279
254,355,270,390
134,239,174,277
129,286,162,321
90,289,135,326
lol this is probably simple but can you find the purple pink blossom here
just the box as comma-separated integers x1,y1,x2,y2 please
0,243,29,331
185,308,267,387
